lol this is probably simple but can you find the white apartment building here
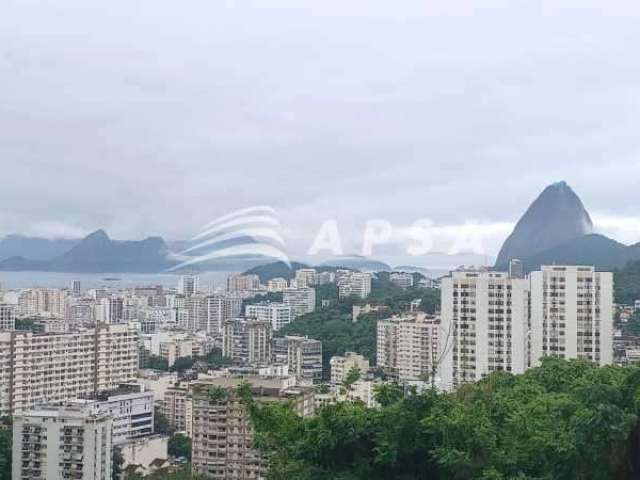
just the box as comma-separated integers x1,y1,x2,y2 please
178,275,200,296
390,272,414,289
245,302,294,331
440,270,530,390
0,324,139,417
267,277,288,292
18,288,67,318
530,265,613,366
338,272,372,299
71,384,154,445
0,303,16,330
226,274,261,292
330,352,370,385
204,294,243,334
222,318,272,365
283,288,316,318
273,336,323,384
294,268,318,288
12,405,113,480
377,313,440,382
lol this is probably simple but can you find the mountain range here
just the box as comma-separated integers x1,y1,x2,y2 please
495,181,640,272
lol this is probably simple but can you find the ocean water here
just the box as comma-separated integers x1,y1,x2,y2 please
0,271,235,290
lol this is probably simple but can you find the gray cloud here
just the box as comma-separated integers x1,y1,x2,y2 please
2,0,640,264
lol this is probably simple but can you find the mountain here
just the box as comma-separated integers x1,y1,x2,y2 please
519,234,640,271
0,230,175,273
0,234,80,261
319,255,391,272
495,181,593,268
243,261,310,282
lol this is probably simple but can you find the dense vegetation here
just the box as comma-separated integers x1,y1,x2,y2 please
277,274,440,374
615,260,640,305
142,348,231,373
0,417,11,480
245,358,640,480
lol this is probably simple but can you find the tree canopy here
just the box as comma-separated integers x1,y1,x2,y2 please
244,358,640,480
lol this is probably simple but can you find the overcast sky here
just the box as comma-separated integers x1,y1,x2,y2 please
2,0,640,265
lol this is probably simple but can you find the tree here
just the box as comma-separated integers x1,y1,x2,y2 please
0,417,12,480
342,366,361,390
143,354,169,371
112,446,124,480
170,356,195,372
168,434,192,461
154,408,174,436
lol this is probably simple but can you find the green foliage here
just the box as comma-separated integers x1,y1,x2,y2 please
168,434,192,460
0,418,11,480
243,292,284,310
614,260,640,305
170,356,195,372
204,347,232,369
277,278,440,376
207,386,230,403
143,354,169,371
112,446,124,480
342,366,361,389
154,408,174,436
247,359,640,480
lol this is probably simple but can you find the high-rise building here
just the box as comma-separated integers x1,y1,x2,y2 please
439,270,530,390
338,272,372,299
160,386,193,436
72,384,154,445
266,277,288,292
0,303,15,331
294,268,318,288
72,280,82,297
283,288,316,318
191,377,315,480
530,265,613,366
245,302,293,331
12,404,113,480
96,296,125,324
222,318,272,365
204,295,243,334
226,274,260,292
18,288,67,318
330,352,370,385
377,312,440,382
178,275,200,296
389,272,414,289
272,336,323,384
0,324,140,416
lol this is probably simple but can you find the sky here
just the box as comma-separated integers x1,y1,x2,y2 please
2,0,640,266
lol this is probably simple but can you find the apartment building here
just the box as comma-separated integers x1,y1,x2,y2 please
160,386,193,436
245,302,293,331
72,384,155,445
530,265,613,366
205,294,243,334
0,324,139,416
330,352,370,385
190,377,314,480
266,277,288,292
18,288,67,318
390,272,414,289
294,268,318,288
283,288,316,318
338,272,372,299
12,405,113,480
377,313,440,382
226,274,261,292
439,270,530,390
0,303,15,330
222,318,272,365
273,336,323,384
178,275,200,296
